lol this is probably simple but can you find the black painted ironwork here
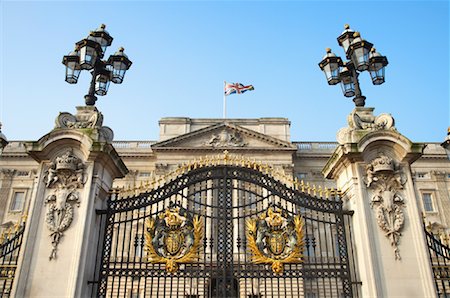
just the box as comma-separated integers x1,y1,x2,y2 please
95,165,359,297
425,226,450,297
0,222,25,297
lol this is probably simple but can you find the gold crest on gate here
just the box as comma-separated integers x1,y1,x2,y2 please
246,205,304,274
145,203,203,273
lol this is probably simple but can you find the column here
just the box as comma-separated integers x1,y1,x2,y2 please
323,108,436,297
13,106,128,297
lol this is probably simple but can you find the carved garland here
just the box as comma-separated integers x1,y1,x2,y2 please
365,154,406,260
44,149,85,260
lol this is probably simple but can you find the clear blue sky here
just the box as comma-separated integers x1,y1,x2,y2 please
1,1,449,142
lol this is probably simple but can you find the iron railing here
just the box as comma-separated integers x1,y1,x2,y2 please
425,227,450,297
0,221,25,297
92,165,361,297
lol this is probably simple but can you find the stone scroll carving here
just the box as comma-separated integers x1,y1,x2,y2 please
54,107,114,142
365,154,406,260
337,108,396,144
44,149,85,260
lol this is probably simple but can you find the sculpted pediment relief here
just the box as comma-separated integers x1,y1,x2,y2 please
152,123,295,151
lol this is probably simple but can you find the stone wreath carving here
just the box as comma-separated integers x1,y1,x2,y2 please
365,154,406,260
44,149,85,260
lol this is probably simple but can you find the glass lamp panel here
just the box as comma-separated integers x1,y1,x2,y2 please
95,73,110,96
337,27,355,56
340,81,355,97
369,67,385,85
65,61,81,84
371,60,384,71
92,36,110,54
324,66,340,85
96,39,109,53
79,45,98,70
111,61,128,84
341,39,352,54
351,47,370,71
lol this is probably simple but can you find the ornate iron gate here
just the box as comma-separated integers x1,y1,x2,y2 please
424,225,450,296
96,157,357,297
0,219,26,297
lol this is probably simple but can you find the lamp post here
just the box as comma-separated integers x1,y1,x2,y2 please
441,127,450,160
319,24,388,107
62,24,132,106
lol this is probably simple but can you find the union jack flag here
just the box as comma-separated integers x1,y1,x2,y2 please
224,82,255,96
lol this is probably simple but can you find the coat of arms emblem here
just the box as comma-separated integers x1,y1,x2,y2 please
246,205,304,274
145,203,203,273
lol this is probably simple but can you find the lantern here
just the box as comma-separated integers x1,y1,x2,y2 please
95,68,111,96
318,48,343,85
107,47,133,84
62,49,81,84
347,32,373,72
368,48,389,85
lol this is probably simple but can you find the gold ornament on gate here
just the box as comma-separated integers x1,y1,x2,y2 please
246,205,304,274
145,203,203,273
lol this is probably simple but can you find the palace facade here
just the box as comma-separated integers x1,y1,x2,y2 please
0,106,449,297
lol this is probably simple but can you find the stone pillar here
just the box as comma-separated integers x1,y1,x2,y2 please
13,106,128,297
323,107,436,297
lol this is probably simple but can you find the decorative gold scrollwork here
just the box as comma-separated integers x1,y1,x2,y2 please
144,204,203,273
246,206,304,274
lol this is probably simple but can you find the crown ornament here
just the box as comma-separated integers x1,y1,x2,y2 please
55,149,80,171
371,154,394,173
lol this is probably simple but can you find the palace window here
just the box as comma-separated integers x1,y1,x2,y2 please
296,173,307,180
10,190,26,212
417,172,428,179
422,193,434,212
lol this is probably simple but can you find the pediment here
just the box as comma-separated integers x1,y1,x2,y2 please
152,123,295,151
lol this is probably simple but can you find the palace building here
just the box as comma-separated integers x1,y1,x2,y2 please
0,105,449,297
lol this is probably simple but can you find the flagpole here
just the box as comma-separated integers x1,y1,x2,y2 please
223,81,226,119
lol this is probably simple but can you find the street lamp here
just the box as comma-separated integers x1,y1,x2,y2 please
62,24,132,106
319,24,388,107
441,127,450,160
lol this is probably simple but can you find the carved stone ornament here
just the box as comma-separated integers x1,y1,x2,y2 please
204,129,247,147
246,205,304,274
337,108,396,144
365,154,406,260
144,203,203,273
56,111,103,129
44,149,85,260
54,107,114,142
